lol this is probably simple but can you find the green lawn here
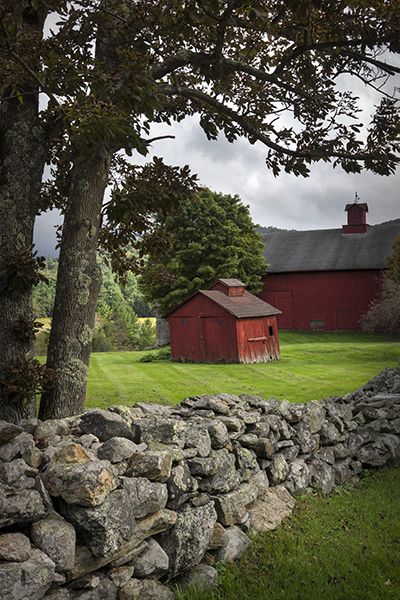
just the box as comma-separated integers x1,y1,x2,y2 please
84,331,400,410
175,462,400,600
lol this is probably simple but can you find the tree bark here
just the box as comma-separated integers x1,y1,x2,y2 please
39,150,112,419
0,7,47,423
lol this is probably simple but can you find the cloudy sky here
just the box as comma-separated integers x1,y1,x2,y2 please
33,59,399,257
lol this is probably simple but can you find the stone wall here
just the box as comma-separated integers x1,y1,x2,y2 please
1,366,400,600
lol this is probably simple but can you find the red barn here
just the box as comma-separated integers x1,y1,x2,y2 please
165,279,281,363
258,203,400,331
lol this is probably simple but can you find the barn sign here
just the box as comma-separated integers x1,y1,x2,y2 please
164,279,281,364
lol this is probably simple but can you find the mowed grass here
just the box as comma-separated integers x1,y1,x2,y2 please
84,331,400,410
175,463,400,600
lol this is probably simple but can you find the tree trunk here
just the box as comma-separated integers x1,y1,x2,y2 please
0,6,47,422
39,150,112,419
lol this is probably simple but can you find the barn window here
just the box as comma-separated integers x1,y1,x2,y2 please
310,320,325,329
181,320,188,325
268,326,273,336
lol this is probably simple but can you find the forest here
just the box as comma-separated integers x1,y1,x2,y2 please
33,256,156,354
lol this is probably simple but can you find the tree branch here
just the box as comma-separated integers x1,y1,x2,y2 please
158,83,400,165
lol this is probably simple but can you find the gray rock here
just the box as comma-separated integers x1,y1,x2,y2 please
293,420,319,453
69,578,117,600
0,548,55,600
131,538,169,579
43,589,71,600
126,451,172,482
107,566,134,588
157,502,217,578
35,419,71,440
202,420,230,449
305,401,326,433
173,564,218,592
0,421,23,444
314,446,335,464
166,461,197,509
0,532,31,562
287,403,305,423
357,441,392,467
79,409,138,442
0,485,46,528
198,452,239,494
187,450,225,477
194,396,231,415
22,446,43,468
41,460,118,507
181,424,212,457
319,421,341,445
0,432,34,462
248,485,296,533
213,525,251,562
97,437,144,463
31,515,76,571
121,477,168,518
308,457,335,494
237,434,275,458
59,489,135,557
334,460,352,485
65,509,177,581
118,579,174,600
285,459,311,494
0,458,30,485
233,443,260,482
136,417,185,446
267,453,289,485
211,470,268,527
207,523,228,550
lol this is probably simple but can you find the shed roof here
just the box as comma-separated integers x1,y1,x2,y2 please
199,290,281,318
213,278,245,287
262,219,400,273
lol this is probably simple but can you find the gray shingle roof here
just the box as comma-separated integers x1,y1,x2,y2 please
262,219,400,273
213,278,245,287
199,290,281,318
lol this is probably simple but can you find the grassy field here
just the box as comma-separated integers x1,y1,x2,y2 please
84,331,400,410
174,462,400,600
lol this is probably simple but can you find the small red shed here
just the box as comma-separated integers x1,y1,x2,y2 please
164,279,281,364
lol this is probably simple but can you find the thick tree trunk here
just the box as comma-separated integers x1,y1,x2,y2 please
0,3,47,422
39,150,112,419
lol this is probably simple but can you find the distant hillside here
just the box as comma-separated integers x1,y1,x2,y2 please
255,225,296,235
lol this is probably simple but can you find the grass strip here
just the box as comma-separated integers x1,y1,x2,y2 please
175,463,400,600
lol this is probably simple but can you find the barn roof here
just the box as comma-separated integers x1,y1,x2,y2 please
262,219,400,273
198,290,281,318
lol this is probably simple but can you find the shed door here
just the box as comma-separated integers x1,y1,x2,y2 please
201,317,230,363
275,291,293,328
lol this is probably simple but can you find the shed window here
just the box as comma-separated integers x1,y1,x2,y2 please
268,326,273,336
310,320,324,329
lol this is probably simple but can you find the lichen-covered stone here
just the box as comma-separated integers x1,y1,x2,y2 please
0,485,46,528
0,532,31,562
51,443,92,464
267,453,289,485
157,502,217,578
308,457,335,494
0,548,55,600
0,421,23,444
285,459,311,494
59,489,135,558
213,525,251,563
118,578,174,600
173,564,218,592
247,485,296,533
198,452,239,494
120,477,168,518
211,470,268,527
40,460,118,506
97,438,145,463
166,461,197,509
126,451,172,482
207,523,228,550
79,409,138,443
130,538,169,579
31,516,76,571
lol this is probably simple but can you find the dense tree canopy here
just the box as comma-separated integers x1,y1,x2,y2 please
139,188,267,314
1,0,399,421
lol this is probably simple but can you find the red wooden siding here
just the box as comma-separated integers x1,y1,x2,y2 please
236,317,280,363
167,281,280,363
259,269,384,331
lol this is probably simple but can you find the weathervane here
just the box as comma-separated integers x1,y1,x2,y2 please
354,191,360,203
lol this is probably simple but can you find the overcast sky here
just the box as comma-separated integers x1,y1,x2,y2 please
33,115,399,257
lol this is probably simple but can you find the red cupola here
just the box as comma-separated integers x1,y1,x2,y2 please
342,196,369,234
